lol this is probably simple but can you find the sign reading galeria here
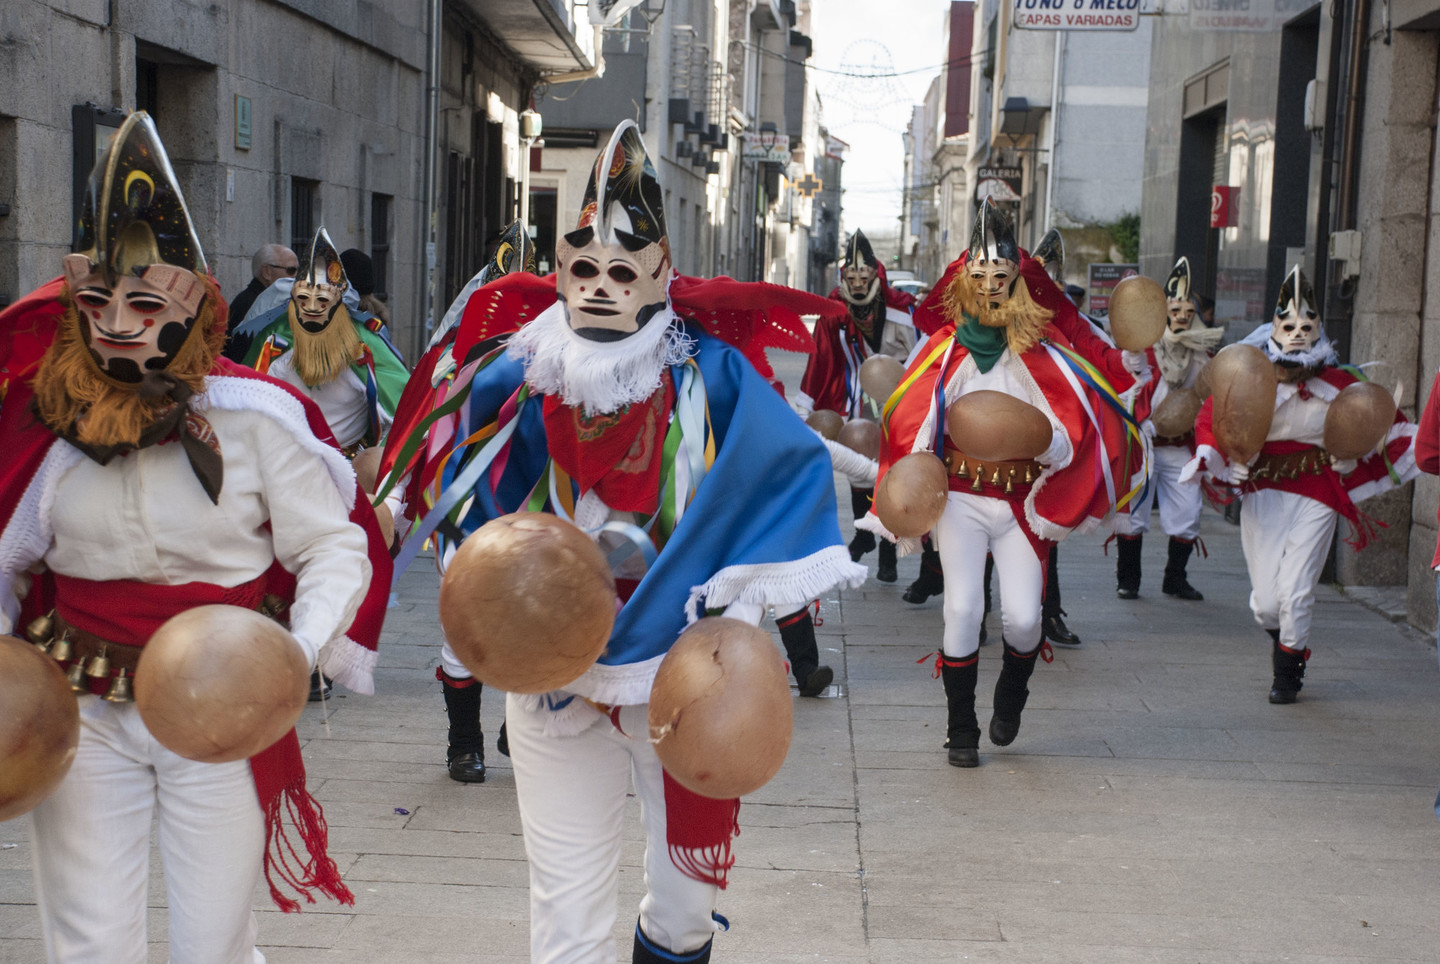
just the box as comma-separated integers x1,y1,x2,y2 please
976,166,1023,204
1014,0,1140,30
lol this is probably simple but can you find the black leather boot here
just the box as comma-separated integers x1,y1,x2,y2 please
848,487,876,561
1041,546,1080,645
876,539,898,582
439,669,486,783
777,607,833,697
1162,537,1203,600
940,656,980,767
1268,629,1309,704
307,670,332,702
1042,610,1081,646
633,921,712,963
990,642,1041,746
903,547,944,603
980,554,994,645
1116,534,1142,599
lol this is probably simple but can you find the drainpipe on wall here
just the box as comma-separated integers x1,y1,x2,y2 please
1326,0,1372,343
1044,30,1063,234
542,26,608,85
415,0,441,357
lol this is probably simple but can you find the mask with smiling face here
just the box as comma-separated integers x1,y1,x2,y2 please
965,199,1021,323
290,227,349,334
1164,256,1196,334
554,122,672,342
61,112,209,384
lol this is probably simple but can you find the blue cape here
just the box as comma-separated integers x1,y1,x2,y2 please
445,325,863,703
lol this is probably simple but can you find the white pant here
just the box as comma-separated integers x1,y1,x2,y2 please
1240,488,1338,649
29,697,265,964
506,694,720,963
440,636,471,680
934,491,1045,659
1126,444,1202,539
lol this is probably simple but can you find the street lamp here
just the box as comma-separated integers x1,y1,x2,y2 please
998,97,1045,140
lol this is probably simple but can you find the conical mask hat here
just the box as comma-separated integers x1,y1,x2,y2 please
967,198,1018,265
73,111,206,284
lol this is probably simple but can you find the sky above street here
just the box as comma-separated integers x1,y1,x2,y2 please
808,0,955,239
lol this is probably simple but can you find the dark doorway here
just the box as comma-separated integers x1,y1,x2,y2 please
1269,9,1320,298
529,188,557,276
1177,107,1223,298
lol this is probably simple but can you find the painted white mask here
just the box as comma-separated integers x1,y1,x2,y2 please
1166,298,1196,333
841,263,879,305
969,257,1018,310
63,254,205,383
292,279,345,333
1271,299,1320,354
555,227,670,342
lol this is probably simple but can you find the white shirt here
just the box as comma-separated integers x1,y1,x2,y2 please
0,392,370,663
267,352,386,449
1267,380,1330,446
946,349,1074,467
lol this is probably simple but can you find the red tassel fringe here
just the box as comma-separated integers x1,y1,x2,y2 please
261,778,355,913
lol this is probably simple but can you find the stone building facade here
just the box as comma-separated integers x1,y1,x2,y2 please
0,0,594,358
1142,0,1440,629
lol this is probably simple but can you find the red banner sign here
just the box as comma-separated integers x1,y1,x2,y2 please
1210,185,1239,228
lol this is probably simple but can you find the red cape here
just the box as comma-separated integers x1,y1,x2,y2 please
874,294,1140,543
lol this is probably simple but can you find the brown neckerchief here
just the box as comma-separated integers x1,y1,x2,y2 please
50,370,224,504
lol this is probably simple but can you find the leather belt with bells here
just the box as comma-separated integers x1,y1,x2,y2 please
1250,445,1329,481
942,450,1043,494
24,594,288,704
26,613,141,702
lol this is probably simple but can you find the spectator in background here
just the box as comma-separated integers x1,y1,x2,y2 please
1065,283,1086,310
341,248,391,327
228,244,297,332
1195,293,1216,326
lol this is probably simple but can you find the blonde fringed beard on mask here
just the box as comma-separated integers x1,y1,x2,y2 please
289,301,364,388
942,270,1053,355
32,274,222,449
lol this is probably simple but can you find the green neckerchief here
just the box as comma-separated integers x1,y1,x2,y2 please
952,313,1008,373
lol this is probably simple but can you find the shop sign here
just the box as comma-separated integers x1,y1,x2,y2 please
1014,0,1141,31
1087,263,1140,316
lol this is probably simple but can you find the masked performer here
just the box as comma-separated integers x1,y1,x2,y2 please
381,219,536,782
859,201,1146,769
378,122,865,963
904,228,1123,647
237,226,408,454
0,112,390,962
1181,267,1416,703
1114,257,1222,601
797,230,916,583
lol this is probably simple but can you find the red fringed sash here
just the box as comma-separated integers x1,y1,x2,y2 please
662,770,741,889
51,573,353,912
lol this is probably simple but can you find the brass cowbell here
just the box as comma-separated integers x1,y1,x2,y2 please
49,632,73,663
25,611,55,646
103,669,133,703
85,646,110,679
67,658,90,693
